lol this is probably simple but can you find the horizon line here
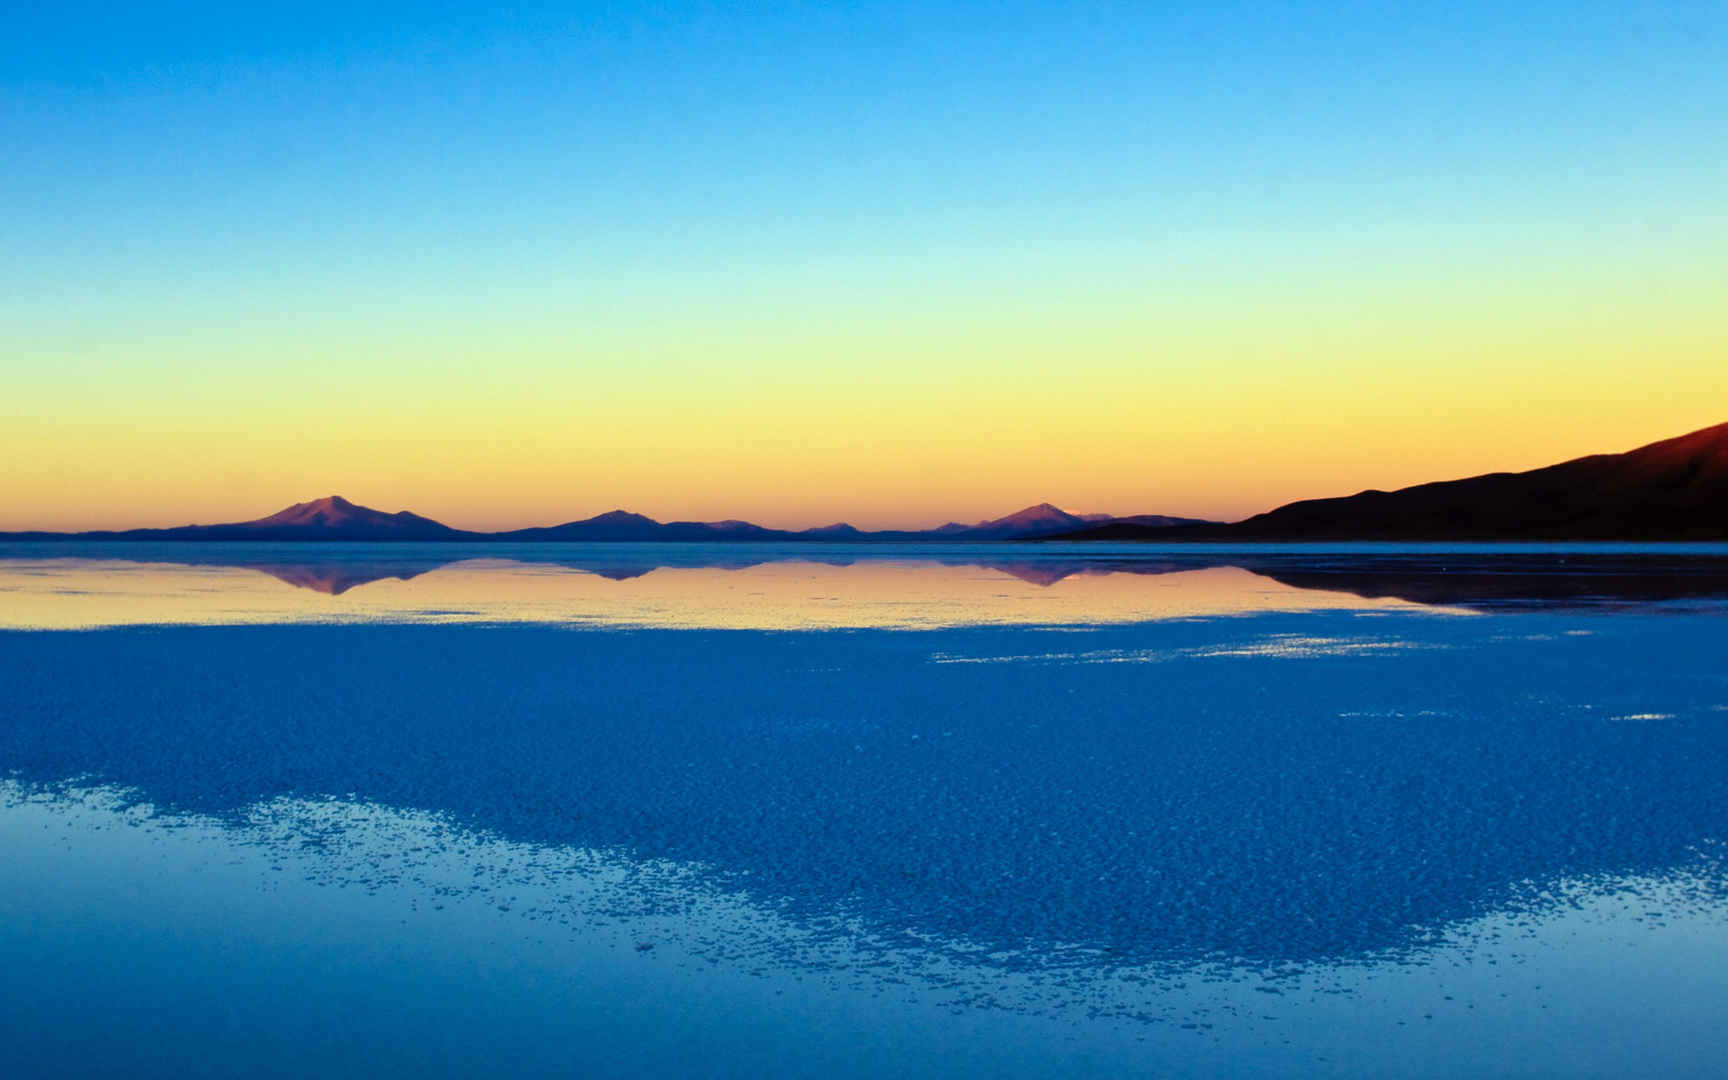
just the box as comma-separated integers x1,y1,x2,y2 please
5,417,1724,536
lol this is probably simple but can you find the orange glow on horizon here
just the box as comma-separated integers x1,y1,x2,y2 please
5,400,1723,534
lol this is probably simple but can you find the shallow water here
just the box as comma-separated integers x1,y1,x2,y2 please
5,540,1728,629
3,543,1727,1077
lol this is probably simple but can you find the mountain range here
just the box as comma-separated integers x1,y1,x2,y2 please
0,496,1210,543
3,421,1724,542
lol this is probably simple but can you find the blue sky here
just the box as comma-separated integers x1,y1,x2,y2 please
3,2,1725,529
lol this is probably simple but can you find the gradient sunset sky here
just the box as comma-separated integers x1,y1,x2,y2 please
4,1,1725,531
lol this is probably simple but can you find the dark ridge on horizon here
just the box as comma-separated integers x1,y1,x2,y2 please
3,420,1724,542
1050,420,1728,542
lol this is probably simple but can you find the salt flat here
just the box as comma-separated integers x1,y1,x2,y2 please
2,545,1726,1077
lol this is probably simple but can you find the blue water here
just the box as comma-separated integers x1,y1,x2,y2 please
3,545,1727,1077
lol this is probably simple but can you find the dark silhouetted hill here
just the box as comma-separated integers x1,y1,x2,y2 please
1054,422,1728,541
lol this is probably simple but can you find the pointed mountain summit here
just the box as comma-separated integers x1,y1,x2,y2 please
582,509,658,527
254,495,370,527
501,509,800,541
910,503,1090,539
202,496,467,539
800,522,864,538
975,503,1088,534
0,497,466,541
929,503,1212,539
247,496,457,535
498,509,666,541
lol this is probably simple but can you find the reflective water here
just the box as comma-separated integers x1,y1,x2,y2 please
6,541,1728,628
3,544,1727,1077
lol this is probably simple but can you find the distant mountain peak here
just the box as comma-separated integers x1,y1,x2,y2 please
236,496,459,536
269,495,354,517
585,509,659,526
976,503,1086,530
1015,502,1069,517
258,496,410,526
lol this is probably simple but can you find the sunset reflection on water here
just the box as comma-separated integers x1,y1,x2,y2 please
0,550,1458,630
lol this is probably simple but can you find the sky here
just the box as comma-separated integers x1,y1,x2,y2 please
3,1,1725,531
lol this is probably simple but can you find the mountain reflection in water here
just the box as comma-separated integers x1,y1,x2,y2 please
3,543,1728,629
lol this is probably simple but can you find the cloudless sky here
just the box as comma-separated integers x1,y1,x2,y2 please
4,1,1725,529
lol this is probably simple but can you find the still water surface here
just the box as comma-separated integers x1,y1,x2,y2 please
3,543,1727,1077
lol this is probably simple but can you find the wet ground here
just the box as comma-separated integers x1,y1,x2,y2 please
3,544,1726,1077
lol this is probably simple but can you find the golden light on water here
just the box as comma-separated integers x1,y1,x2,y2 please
0,556,1462,631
